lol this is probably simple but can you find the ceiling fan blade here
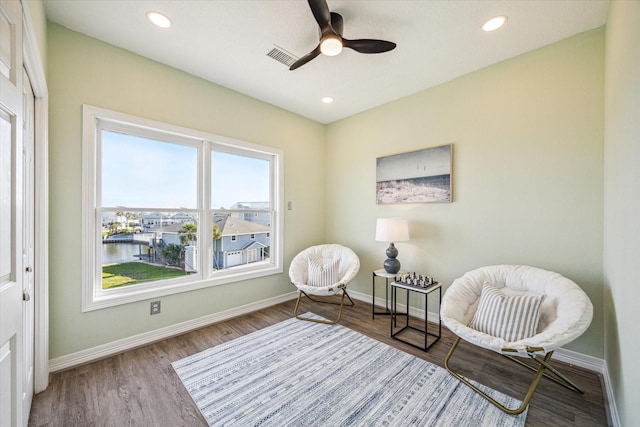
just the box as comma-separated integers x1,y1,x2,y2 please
308,0,332,31
289,46,322,70
330,12,344,36
343,38,397,54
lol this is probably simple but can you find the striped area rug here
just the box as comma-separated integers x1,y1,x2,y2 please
172,314,527,426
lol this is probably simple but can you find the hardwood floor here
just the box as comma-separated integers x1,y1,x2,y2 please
28,298,609,426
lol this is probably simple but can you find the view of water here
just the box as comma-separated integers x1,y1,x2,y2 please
102,243,152,265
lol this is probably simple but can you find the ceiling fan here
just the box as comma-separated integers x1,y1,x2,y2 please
290,0,397,71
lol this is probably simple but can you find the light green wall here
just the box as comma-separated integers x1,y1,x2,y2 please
604,1,640,425
47,23,326,358
325,29,605,358
48,22,607,362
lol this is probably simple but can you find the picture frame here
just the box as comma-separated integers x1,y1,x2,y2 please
376,144,452,204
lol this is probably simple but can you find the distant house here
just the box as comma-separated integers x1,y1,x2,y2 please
156,223,186,246
101,212,117,228
213,213,270,269
170,212,196,224
141,212,173,229
152,213,270,270
230,201,270,227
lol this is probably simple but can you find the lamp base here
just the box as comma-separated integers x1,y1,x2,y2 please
383,258,401,274
383,242,401,274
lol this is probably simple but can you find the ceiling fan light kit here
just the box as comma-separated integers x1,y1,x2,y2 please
320,36,343,56
290,0,396,70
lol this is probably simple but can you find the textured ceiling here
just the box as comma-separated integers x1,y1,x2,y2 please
44,0,609,124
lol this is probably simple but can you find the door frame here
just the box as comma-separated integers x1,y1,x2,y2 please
21,1,49,393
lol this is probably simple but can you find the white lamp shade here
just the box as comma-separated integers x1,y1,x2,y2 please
375,218,409,242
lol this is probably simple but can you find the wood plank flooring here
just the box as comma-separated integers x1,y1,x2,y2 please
28,297,609,426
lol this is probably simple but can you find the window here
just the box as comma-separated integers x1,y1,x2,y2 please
82,105,283,311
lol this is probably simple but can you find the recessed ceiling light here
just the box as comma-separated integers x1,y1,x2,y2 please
482,15,508,32
147,11,172,28
322,97,334,104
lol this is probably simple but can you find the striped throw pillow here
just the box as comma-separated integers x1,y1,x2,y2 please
308,258,340,287
470,283,544,342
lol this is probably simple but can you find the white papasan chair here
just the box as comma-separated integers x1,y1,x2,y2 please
289,244,360,324
441,265,593,415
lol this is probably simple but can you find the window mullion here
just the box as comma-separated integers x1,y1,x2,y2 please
201,140,211,279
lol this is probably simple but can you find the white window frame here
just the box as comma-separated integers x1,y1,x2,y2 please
82,105,283,311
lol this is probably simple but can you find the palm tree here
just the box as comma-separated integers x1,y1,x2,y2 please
125,212,139,230
162,243,182,266
212,224,222,240
107,221,120,234
115,211,125,228
212,224,223,269
179,222,197,245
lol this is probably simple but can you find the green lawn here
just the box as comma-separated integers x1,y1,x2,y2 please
102,262,189,289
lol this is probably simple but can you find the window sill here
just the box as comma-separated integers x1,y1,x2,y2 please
81,264,283,312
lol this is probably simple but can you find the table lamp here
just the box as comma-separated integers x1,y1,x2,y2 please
375,218,409,274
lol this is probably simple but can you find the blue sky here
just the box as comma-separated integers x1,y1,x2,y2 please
211,151,270,209
102,131,269,209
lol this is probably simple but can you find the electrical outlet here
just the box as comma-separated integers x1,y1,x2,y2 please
150,300,161,315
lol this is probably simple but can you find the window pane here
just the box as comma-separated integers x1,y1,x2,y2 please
211,151,270,209
102,131,198,208
101,211,198,290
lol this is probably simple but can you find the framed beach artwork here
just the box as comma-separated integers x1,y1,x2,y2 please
376,144,452,204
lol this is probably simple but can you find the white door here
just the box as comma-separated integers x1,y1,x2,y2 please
22,68,35,423
0,0,25,426
247,249,257,263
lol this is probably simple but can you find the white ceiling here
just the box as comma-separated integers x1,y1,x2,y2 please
43,0,609,124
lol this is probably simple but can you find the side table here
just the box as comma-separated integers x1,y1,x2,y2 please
390,280,442,351
372,269,408,319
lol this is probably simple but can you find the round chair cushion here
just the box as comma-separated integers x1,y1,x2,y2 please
441,265,593,355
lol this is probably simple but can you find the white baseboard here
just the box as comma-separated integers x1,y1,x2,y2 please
49,289,620,427
352,289,620,426
600,363,621,427
553,347,604,373
48,292,298,372
551,348,620,426
50,290,422,372
350,289,440,323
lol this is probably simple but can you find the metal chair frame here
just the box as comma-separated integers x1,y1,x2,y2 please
444,336,584,415
293,288,355,324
